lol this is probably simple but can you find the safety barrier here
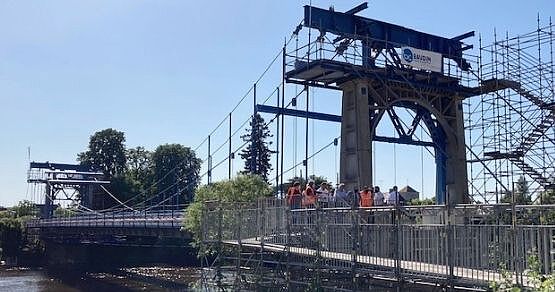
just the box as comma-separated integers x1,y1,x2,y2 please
27,210,185,229
200,198,555,290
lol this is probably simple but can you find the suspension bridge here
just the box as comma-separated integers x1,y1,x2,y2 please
23,1,555,290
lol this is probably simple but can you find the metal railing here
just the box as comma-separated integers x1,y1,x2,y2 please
200,198,555,290
285,35,477,84
27,210,185,229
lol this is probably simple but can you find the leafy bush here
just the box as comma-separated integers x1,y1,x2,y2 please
407,197,436,205
490,250,555,291
53,208,77,217
12,200,37,217
184,174,272,251
0,218,24,261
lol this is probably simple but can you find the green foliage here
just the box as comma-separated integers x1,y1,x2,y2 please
0,218,23,261
108,147,155,205
77,129,128,209
490,250,555,291
0,201,43,263
489,267,521,292
538,188,555,204
126,146,153,185
78,128,127,178
76,129,203,209
525,252,555,291
501,176,532,205
152,144,202,206
407,197,436,205
184,174,272,251
0,210,13,219
110,173,146,203
281,175,332,192
538,189,555,224
53,207,77,217
240,113,275,182
12,200,38,217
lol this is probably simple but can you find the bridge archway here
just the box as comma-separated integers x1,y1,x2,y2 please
339,80,469,204
371,99,447,203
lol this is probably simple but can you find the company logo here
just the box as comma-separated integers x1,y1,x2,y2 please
402,48,413,63
400,46,442,73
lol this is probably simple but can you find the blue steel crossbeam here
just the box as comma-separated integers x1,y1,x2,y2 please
303,3,473,71
256,104,341,123
257,104,435,148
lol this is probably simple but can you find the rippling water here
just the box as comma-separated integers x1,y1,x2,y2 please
0,266,201,291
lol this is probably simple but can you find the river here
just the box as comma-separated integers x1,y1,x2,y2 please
0,266,201,291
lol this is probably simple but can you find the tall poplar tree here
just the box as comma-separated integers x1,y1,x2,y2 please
240,113,275,182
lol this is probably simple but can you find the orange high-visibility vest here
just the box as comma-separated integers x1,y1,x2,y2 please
303,186,317,207
287,187,301,205
359,190,373,208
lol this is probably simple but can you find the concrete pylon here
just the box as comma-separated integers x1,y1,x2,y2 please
338,78,469,204
339,80,372,191
444,99,469,204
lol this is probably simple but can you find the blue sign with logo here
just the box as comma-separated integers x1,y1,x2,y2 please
400,46,442,72
402,48,413,63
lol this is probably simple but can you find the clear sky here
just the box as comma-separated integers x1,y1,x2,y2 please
1,0,553,207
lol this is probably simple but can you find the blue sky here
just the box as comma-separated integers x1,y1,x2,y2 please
1,0,553,206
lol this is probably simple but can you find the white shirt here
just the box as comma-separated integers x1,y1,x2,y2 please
374,192,384,206
317,187,330,202
388,191,399,205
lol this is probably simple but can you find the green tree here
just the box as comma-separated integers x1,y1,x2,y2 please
240,113,275,182
501,176,532,205
12,200,37,218
184,174,273,250
152,144,202,207
113,146,154,204
539,187,555,224
0,210,12,219
0,218,23,264
537,180,555,204
77,129,128,209
78,128,127,178
281,175,332,192
126,146,153,184
109,174,144,204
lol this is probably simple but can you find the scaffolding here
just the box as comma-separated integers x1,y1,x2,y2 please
466,20,555,203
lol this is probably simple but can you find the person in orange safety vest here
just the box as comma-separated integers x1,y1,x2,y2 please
287,181,302,209
302,180,317,208
359,186,374,208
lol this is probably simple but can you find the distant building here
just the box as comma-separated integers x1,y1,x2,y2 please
399,185,419,201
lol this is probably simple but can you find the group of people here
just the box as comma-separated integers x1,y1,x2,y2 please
286,180,405,209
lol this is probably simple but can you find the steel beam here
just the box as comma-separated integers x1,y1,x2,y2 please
259,104,435,148
47,179,110,185
303,4,473,70
256,104,341,123
374,135,435,148
30,162,90,172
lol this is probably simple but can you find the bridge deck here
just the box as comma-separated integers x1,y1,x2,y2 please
27,211,184,228
222,238,532,288
27,211,187,238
